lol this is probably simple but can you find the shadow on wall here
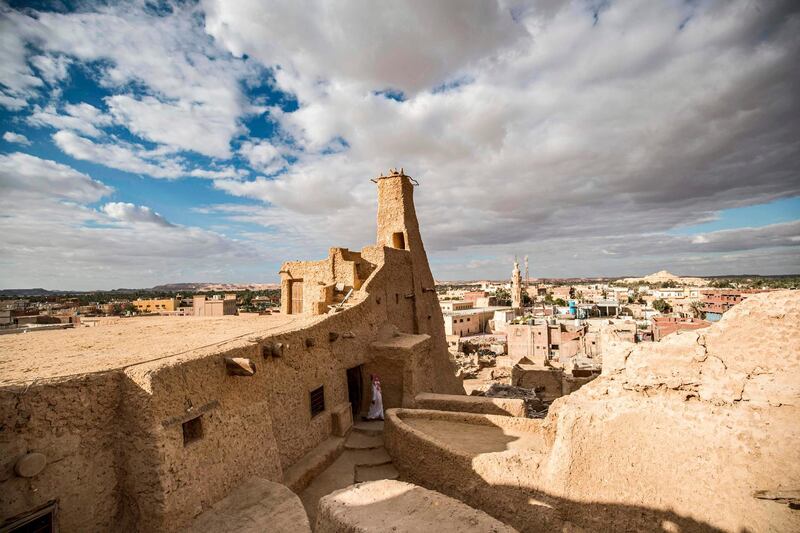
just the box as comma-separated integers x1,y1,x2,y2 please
478,483,730,533
386,409,742,533
338,483,732,533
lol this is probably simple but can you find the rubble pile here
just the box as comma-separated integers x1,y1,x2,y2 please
478,383,547,418
452,350,498,380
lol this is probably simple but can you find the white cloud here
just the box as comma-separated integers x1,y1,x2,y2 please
3,132,31,145
106,94,239,159
0,152,111,202
0,10,42,108
189,167,249,180
0,155,260,289
29,54,71,85
201,0,800,278
5,3,255,157
28,103,112,137
102,202,173,227
238,139,286,175
1,0,799,284
53,130,187,179
203,0,526,95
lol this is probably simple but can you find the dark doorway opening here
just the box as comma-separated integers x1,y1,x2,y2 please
346,365,363,417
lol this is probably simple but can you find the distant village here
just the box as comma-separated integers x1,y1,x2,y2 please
432,266,796,408
0,286,281,332
1,271,793,339
2,269,795,412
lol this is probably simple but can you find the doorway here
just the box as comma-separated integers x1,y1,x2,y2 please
346,365,363,418
289,279,303,314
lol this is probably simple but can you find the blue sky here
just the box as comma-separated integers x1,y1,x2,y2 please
670,197,800,235
1,0,798,289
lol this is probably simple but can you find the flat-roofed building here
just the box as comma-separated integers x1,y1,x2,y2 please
439,300,474,313
507,319,589,365
193,294,238,316
652,316,710,340
443,306,510,337
132,298,178,314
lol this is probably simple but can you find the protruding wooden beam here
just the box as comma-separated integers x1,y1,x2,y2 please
225,357,256,376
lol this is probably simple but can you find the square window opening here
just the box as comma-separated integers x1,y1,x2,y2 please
310,386,325,418
391,232,405,249
182,415,203,446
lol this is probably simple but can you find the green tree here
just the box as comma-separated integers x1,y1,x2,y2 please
652,299,671,313
494,288,511,305
689,300,705,319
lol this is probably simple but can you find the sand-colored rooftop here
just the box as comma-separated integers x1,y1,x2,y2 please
0,314,320,386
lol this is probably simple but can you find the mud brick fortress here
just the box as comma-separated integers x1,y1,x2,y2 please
1,171,798,532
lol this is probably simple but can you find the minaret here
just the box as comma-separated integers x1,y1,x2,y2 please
524,255,529,292
511,258,522,309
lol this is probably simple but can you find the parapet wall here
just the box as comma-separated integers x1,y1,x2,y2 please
414,392,526,417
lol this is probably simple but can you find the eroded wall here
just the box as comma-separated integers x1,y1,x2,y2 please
387,291,800,532
0,373,122,531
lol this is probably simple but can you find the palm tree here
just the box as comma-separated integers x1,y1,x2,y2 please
689,300,705,319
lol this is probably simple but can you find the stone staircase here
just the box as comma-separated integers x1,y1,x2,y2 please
299,419,398,527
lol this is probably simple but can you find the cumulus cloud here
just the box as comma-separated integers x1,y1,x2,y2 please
53,130,187,179
202,0,800,277
3,132,31,145
0,154,259,289
1,0,799,285
102,202,174,227
106,95,238,159
0,152,111,202
4,2,256,157
203,0,526,96
28,103,113,137
29,54,71,85
0,10,41,108
238,140,286,175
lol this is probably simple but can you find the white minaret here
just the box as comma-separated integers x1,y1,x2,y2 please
511,258,522,309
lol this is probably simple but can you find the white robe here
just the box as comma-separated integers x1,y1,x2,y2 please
367,381,384,420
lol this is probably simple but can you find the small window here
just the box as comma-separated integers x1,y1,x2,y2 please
3,502,56,533
182,416,203,446
392,232,405,249
310,386,325,417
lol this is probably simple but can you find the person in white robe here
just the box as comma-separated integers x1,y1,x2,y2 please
367,374,384,420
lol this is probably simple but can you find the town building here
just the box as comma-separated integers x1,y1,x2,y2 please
700,289,769,321
193,294,238,316
551,286,573,301
442,307,507,337
462,290,487,303
439,300,475,313
506,319,589,365
132,298,178,314
651,316,711,340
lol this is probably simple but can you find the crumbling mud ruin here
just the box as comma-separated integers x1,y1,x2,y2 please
1,171,798,532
